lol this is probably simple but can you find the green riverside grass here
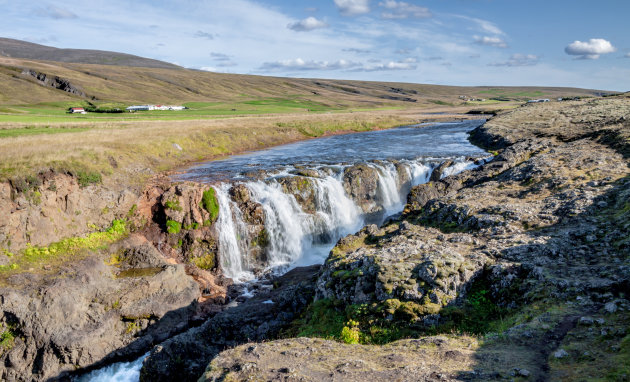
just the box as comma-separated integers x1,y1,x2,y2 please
0,219,128,276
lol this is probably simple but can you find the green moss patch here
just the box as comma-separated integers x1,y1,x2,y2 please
201,188,220,222
166,220,181,234
0,219,128,278
192,253,216,270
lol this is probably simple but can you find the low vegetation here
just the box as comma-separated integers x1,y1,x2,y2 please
284,275,512,346
0,219,128,279
0,111,419,185
201,188,220,222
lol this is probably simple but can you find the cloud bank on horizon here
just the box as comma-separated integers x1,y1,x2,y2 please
0,0,628,91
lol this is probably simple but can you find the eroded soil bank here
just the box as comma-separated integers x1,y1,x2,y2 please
145,96,630,381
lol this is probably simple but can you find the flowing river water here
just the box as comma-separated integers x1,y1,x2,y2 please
77,119,488,381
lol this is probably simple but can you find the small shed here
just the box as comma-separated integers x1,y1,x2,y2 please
68,107,86,114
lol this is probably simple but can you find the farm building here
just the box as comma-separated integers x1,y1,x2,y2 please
67,107,86,114
126,105,187,112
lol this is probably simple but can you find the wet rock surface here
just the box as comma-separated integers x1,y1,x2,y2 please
190,97,630,381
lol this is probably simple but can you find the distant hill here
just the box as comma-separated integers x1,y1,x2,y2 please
0,37,609,107
0,37,180,69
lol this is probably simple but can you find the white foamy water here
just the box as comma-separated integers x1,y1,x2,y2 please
214,184,255,281
75,354,146,382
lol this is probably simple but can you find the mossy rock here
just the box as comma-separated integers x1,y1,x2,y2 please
201,188,220,222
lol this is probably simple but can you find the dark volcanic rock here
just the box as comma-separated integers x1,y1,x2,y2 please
140,265,320,382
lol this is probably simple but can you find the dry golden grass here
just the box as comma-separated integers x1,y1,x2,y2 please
0,109,476,186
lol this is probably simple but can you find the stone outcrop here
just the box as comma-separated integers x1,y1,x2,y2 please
140,265,320,382
0,235,200,381
0,172,138,253
21,69,86,97
342,163,381,215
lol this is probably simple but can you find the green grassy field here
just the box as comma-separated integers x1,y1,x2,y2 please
477,88,547,98
0,97,349,125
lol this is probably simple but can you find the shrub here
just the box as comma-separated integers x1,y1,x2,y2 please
166,220,181,234
75,170,102,187
165,199,182,211
201,188,220,222
341,321,360,344
0,329,15,350
193,253,216,270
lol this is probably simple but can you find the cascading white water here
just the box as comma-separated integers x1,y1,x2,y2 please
214,184,254,281
407,162,433,187
439,157,484,179
216,160,438,278
246,180,308,269
369,162,403,215
74,354,146,382
311,174,363,239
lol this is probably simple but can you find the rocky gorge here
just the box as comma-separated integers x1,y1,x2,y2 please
0,96,628,381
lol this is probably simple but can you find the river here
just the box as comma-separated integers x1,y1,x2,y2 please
77,119,488,381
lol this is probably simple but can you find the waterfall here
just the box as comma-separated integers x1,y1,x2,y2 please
214,185,254,281
74,354,146,382
80,121,492,382
369,162,403,215
246,180,308,269
214,159,441,278
440,157,484,179
407,161,433,187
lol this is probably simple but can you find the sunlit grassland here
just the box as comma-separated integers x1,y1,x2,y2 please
0,109,432,185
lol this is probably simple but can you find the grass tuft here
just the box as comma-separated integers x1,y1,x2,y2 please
166,220,181,234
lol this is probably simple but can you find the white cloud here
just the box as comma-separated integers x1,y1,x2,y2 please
211,52,231,61
625,53,630,58
342,48,372,54
194,31,215,40
259,57,417,72
378,1,431,19
259,58,361,71
334,0,370,16
287,17,328,32
473,35,507,48
489,54,539,67
565,38,616,59
353,59,417,71
36,5,77,19
454,15,504,35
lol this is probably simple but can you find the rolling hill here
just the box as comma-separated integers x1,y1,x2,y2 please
0,37,181,69
0,38,606,110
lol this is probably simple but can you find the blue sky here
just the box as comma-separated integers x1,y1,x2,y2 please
2,0,629,90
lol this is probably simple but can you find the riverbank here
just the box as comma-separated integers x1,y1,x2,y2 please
143,96,630,381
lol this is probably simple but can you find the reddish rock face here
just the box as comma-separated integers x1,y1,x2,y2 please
0,172,138,253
